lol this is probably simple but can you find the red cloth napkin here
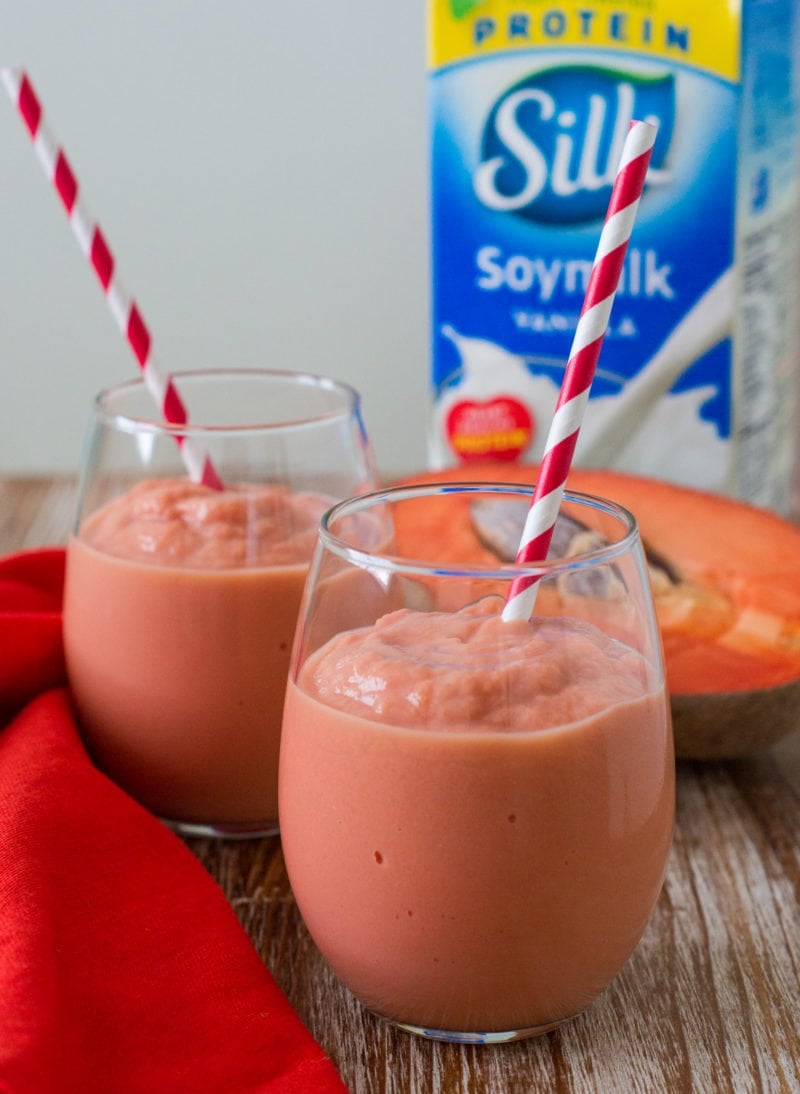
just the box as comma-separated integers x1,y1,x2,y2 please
0,549,347,1093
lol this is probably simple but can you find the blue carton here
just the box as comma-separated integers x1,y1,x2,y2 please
428,0,800,511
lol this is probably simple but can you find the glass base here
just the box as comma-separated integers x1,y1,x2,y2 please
161,816,280,840
387,1012,577,1044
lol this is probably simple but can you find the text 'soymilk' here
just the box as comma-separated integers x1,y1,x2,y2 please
428,0,800,514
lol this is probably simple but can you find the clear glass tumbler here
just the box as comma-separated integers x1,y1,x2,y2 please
63,368,377,838
279,481,675,1041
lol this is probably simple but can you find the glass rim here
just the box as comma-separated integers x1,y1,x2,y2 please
92,367,363,436
319,481,640,580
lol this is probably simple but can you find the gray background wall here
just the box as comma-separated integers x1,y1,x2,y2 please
0,3,429,478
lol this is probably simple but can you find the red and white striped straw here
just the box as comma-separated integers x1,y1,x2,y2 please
1,68,223,490
502,119,657,623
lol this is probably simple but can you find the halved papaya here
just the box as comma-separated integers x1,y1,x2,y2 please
396,464,800,760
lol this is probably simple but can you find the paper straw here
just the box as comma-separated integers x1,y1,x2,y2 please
1,68,223,490
502,119,657,623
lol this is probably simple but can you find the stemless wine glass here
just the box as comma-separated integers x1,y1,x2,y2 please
279,481,675,1042
63,368,377,838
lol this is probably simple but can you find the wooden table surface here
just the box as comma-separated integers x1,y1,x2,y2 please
4,475,800,1094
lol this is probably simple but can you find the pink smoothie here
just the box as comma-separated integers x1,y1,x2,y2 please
279,603,674,1034
64,478,329,827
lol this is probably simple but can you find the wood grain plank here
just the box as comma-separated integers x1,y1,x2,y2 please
0,476,77,550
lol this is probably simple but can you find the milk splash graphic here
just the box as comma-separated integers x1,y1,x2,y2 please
431,326,728,488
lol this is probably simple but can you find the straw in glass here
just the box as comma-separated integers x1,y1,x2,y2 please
502,119,658,622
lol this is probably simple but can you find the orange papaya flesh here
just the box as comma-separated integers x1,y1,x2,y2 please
395,464,800,700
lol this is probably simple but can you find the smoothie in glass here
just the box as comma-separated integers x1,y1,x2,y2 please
278,481,674,1040
65,477,329,828
281,604,673,1036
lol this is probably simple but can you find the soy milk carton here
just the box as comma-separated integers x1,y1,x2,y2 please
427,0,800,512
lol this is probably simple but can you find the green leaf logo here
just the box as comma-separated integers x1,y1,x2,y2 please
450,0,488,18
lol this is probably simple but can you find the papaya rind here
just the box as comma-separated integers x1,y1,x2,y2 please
671,678,800,760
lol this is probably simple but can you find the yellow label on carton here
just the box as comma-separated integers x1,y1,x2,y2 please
428,0,741,83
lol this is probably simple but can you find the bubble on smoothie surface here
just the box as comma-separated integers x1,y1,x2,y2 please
80,478,330,568
299,601,654,733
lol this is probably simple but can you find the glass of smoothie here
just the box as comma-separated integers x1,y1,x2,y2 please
279,481,675,1042
63,368,378,838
